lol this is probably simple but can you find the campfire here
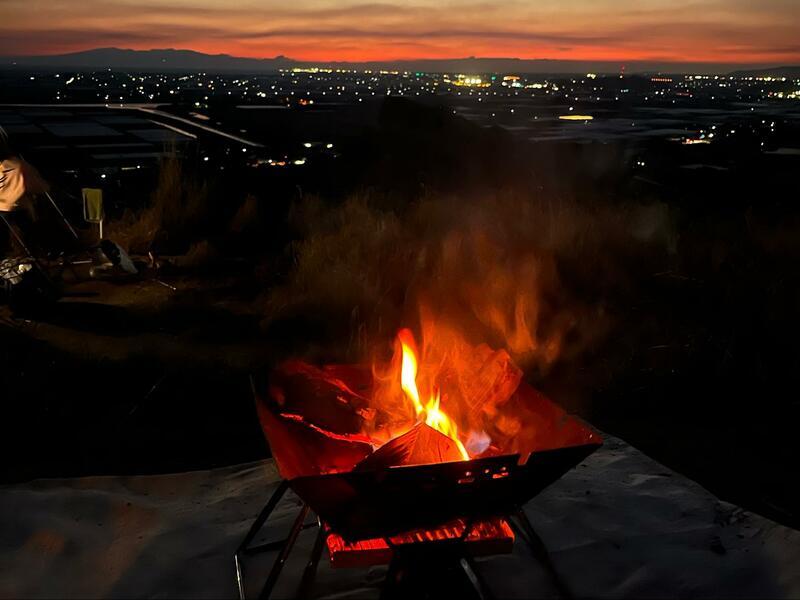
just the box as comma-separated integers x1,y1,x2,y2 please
237,311,601,595
237,313,601,598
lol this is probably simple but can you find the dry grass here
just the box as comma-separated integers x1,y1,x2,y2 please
229,194,260,235
107,154,210,255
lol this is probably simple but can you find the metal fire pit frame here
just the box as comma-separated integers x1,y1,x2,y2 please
236,373,601,598
234,479,574,600
290,443,599,542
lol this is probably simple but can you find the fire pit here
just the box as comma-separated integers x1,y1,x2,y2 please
236,328,601,599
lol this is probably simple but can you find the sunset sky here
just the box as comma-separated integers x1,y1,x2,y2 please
1,0,799,65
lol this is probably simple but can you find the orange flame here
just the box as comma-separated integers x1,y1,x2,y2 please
397,328,470,460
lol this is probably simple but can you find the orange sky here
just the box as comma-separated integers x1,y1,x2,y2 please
1,0,799,65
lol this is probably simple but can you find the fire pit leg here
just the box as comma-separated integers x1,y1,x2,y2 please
234,480,289,600
460,556,494,600
235,478,323,600
258,503,311,600
512,510,573,599
460,556,493,600
380,554,489,600
379,537,490,600
295,519,327,599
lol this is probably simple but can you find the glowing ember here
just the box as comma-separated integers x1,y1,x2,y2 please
397,328,470,460
326,517,515,568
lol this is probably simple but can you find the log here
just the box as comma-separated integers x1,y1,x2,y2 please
354,422,464,470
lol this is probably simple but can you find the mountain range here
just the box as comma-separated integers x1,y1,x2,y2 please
1,47,798,76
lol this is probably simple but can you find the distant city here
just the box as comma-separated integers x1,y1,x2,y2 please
1,64,799,211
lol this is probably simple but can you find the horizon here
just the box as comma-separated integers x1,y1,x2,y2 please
2,46,797,75
2,0,799,70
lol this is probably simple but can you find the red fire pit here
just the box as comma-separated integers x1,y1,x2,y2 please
235,346,601,600
257,363,600,541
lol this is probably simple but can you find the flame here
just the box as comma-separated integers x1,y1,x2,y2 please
398,329,424,415
369,305,526,463
398,328,470,460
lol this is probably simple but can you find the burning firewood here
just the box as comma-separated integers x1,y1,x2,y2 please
445,343,523,419
354,422,465,470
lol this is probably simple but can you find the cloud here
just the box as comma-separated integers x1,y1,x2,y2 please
233,27,613,46
0,26,218,55
0,0,797,63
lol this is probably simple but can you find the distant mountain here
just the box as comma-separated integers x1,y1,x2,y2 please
0,48,295,72
0,47,790,75
728,66,800,78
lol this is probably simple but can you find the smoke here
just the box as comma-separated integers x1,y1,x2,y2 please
263,189,674,378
